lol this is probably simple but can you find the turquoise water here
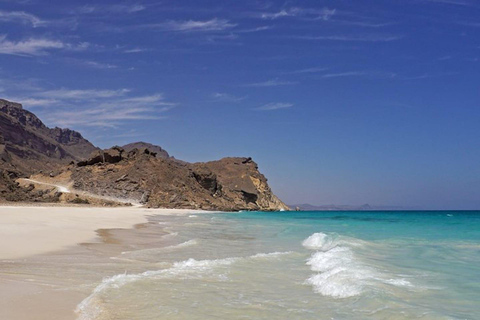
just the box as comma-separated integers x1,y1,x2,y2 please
78,210,480,320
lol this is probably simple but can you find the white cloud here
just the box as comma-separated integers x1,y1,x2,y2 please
423,0,472,6
74,4,146,14
38,88,130,99
320,71,397,79
322,71,366,78
14,88,176,128
238,26,272,33
124,47,147,53
83,60,118,69
243,78,298,87
287,67,328,74
211,92,246,102
0,35,64,56
51,106,168,128
3,97,57,107
150,18,237,32
256,102,293,111
297,35,402,42
261,7,336,21
0,10,44,27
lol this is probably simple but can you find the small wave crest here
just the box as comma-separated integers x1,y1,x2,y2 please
303,232,413,299
76,256,238,319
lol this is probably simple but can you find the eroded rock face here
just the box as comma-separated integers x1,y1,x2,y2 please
78,147,124,166
0,98,98,175
0,98,288,210
71,148,289,211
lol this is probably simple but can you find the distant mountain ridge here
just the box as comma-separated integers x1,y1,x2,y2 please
291,203,412,211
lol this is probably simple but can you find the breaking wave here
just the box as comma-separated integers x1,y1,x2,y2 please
76,251,292,319
303,232,413,299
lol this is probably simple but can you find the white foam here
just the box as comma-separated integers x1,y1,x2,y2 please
383,278,413,287
303,232,415,299
76,256,239,319
302,232,331,250
121,239,198,258
251,251,293,259
77,250,300,319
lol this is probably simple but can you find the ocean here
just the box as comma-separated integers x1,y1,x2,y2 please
77,210,480,320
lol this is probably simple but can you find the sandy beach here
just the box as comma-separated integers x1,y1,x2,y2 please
0,205,207,320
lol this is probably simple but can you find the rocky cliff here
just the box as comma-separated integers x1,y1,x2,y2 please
0,98,288,211
70,147,289,211
0,99,98,174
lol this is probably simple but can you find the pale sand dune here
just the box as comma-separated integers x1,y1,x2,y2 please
0,206,205,260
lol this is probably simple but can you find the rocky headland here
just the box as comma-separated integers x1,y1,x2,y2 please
0,99,289,211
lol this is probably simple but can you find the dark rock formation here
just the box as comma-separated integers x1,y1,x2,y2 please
78,146,124,166
122,142,170,159
71,147,289,211
0,98,288,210
0,98,98,175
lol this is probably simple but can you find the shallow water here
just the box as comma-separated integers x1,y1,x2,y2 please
73,210,480,320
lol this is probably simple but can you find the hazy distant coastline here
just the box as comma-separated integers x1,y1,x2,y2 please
291,203,420,211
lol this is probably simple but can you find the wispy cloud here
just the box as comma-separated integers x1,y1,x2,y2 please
211,92,246,102
297,34,402,42
321,71,366,78
261,7,336,21
148,18,237,32
237,26,272,33
255,102,293,111
74,4,146,14
397,72,458,80
0,35,64,56
51,106,169,128
243,78,298,87
38,88,130,100
82,60,118,69
286,67,328,74
319,71,397,79
334,20,393,28
0,10,44,27
124,47,147,53
422,0,473,6
14,88,175,128
3,97,57,107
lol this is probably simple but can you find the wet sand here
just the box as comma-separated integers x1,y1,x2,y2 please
0,205,207,320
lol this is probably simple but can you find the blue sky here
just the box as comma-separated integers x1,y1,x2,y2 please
0,0,479,209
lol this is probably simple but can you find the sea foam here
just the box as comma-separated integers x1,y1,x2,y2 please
76,251,290,319
76,256,238,319
303,232,413,299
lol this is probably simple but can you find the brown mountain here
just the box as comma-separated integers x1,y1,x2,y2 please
71,147,289,211
0,99,98,175
0,98,288,211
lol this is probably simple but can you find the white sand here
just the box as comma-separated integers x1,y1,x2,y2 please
0,206,204,260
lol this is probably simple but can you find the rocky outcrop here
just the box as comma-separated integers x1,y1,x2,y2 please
122,142,170,159
0,98,288,210
71,147,289,211
0,98,98,175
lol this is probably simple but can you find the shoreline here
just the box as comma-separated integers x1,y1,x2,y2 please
0,205,208,260
0,205,212,320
